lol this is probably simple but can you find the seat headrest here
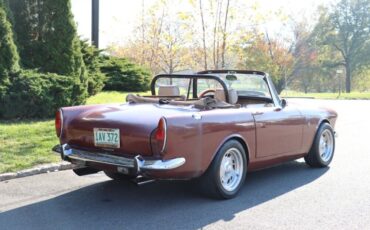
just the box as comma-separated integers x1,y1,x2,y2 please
158,85,180,96
215,88,238,104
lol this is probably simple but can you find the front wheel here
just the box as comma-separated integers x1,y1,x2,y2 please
304,123,335,167
199,140,247,199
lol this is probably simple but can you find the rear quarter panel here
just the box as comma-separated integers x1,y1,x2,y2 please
149,109,256,179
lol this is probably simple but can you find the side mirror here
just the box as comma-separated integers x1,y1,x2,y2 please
281,98,287,108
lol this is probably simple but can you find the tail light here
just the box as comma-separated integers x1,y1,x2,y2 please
55,109,63,137
154,117,167,153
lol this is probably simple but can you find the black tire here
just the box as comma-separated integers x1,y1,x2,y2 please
72,167,100,176
199,140,247,199
104,171,136,180
304,123,335,168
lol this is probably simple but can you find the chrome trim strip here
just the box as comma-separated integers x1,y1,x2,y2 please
52,144,185,171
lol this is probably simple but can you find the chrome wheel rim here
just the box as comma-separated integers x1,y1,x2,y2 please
219,148,244,192
319,129,334,162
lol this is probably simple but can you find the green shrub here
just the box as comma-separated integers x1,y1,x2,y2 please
80,39,105,96
0,70,74,119
101,57,151,92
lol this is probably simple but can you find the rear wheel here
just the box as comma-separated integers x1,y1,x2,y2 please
72,167,100,176
199,140,247,199
304,123,335,167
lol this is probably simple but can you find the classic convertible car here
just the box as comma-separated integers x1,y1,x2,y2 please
53,70,337,199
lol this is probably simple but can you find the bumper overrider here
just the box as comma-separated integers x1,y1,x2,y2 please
52,144,186,174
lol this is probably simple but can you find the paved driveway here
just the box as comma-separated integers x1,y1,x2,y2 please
0,99,369,230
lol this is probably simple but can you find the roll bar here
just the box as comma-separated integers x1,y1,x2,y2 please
151,74,230,103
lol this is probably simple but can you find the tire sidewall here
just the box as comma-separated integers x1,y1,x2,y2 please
213,140,247,198
313,123,335,166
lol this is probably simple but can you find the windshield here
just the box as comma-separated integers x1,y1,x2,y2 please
214,73,272,98
151,72,273,103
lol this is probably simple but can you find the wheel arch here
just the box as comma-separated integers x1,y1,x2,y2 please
315,118,331,133
211,134,250,166
308,118,333,154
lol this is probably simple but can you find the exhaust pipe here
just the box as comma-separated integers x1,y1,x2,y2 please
131,176,156,186
73,167,100,176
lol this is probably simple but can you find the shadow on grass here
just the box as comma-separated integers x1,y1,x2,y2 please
0,161,328,230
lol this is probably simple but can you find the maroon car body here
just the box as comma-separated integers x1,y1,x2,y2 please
53,70,337,198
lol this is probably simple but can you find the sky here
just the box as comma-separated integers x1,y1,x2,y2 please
71,0,335,49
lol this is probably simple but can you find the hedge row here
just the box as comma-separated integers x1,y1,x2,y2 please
102,57,151,92
0,70,75,119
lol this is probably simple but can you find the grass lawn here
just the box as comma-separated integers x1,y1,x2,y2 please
0,119,60,173
0,91,144,174
280,91,370,99
86,91,149,104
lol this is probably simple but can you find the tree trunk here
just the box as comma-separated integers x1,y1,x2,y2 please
212,0,222,69
140,0,145,65
304,85,308,94
275,79,285,94
345,63,351,93
221,0,230,69
199,0,207,70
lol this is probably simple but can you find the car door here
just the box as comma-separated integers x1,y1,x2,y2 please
252,104,304,158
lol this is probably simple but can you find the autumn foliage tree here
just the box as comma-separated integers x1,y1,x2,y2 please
110,0,258,74
242,35,294,93
109,0,370,93
312,0,370,92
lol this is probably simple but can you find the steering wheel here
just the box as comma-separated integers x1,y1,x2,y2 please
198,89,216,98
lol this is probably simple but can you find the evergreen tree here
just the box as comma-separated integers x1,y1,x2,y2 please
8,0,88,104
2,0,13,24
7,0,40,69
0,0,19,98
8,0,85,76
42,0,88,104
80,39,106,96
41,0,85,77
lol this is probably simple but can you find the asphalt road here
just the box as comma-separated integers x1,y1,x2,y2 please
1,99,370,230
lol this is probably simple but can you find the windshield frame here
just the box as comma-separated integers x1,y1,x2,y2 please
198,70,281,107
151,70,281,107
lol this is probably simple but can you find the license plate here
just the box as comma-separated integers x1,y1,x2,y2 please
94,128,120,148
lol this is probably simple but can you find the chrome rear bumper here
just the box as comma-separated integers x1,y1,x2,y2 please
52,144,185,173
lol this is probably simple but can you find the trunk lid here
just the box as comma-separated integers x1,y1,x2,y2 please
61,103,198,156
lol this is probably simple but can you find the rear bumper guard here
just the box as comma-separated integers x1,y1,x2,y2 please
52,144,185,173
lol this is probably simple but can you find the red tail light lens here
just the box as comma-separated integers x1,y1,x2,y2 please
155,117,167,152
55,110,63,137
